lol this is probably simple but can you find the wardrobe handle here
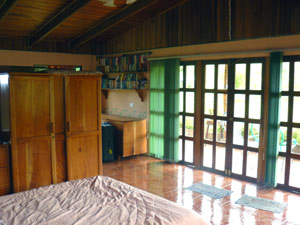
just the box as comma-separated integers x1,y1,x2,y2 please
67,121,70,132
49,122,54,134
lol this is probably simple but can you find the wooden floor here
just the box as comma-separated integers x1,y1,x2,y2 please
103,156,299,225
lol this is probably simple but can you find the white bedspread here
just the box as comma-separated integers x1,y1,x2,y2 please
0,176,208,225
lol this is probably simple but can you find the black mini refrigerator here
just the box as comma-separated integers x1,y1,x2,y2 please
102,122,115,162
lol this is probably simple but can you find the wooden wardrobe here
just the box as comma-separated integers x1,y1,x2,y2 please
9,72,102,192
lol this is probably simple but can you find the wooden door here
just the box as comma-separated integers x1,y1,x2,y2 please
65,75,102,181
10,75,56,192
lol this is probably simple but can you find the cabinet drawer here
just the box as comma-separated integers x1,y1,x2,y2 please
0,146,9,167
0,167,10,187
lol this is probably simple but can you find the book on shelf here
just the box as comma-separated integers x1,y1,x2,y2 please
101,73,148,90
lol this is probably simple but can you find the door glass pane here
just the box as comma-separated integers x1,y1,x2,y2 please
215,145,225,171
179,115,183,136
279,126,288,153
204,93,214,115
293,97,300,123
277,156,285,184
185,140,194,163
233,122,244,146
291,128,300,155
216,120,227,143
280,96,289,122
249,95,261,119
180,66,184,88
235,64,246,90
246,151,258,178
289,158,300,188
204,119,214,141
218,64,228,90
234,94,245,118
294,62,300,91
180,92,184,112
232,148,243,175
203,144,213,168
186,65,195,89
179,139,182,161
250,63,262,90
205,65,215,89
185,116,194,138
217,93,227,116
282,62,290,91
248,123,260,148
186,92,194,113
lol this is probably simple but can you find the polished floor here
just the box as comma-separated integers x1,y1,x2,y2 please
102,156,300,225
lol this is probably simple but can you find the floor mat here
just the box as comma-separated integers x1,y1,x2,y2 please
185,183,233,199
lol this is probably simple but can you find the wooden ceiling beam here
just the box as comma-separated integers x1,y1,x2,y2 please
28,0,91,47
69,0,159,49
0,0,18,21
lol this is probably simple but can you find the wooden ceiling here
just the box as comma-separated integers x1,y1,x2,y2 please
0,0,187,51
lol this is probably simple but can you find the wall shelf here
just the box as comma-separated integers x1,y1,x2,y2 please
101,88,148,102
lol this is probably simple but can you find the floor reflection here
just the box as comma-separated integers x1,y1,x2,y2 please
103,156,299,225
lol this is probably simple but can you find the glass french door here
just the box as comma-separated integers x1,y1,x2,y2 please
277,56,300,192
179,63,196,164
201,58,264,181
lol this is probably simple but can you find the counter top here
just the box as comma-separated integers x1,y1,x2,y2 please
102,114,146,122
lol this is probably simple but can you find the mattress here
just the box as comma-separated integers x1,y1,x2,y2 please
0,176,209,225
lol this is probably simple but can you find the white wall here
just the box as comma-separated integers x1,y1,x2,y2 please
0,50,97,71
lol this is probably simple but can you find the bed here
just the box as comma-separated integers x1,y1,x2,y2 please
0,176,208,225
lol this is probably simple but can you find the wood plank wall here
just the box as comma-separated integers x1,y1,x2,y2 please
98,0,300,55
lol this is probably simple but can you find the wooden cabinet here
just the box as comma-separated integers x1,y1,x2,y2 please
102,114,147,157
7,72,102,193
10,75,55,192
65,76,102,180
0,144,10,196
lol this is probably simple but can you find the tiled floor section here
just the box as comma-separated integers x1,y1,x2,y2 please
103,156,300,225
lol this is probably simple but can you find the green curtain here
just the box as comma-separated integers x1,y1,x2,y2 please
149,59,180,162
265,52,283,188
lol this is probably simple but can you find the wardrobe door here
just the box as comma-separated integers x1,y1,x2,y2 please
10,75,56,192
65,75,102,181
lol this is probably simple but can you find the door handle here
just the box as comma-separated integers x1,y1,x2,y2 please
49,122,54,134
66,121,70,132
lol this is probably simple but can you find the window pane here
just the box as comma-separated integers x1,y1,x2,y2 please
249,95,261,119
203,144,213,168
234,94,245,118
185,116,194,138
186,92,194,113
217,94,227,116
216,120,227,143
185,140,194,163
246,151,258,178
232,148,243,175
282,62,290,91
233,122,244,146
294,62,300,91
293,97,300,123
180,66,184,88
205,65,215,89
248,123,260,148
179,115,183,136
250,63,262,90
291,128,300,155
204,93,214,115
289,158,300,188
280,96,289,122
279,126,287,153
277,156,285,184
204,119,214,141
215,145,225,171
235,64,246,90
179,139,182,161
218,64,228,90
180,92,184,112
186,65,195,89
